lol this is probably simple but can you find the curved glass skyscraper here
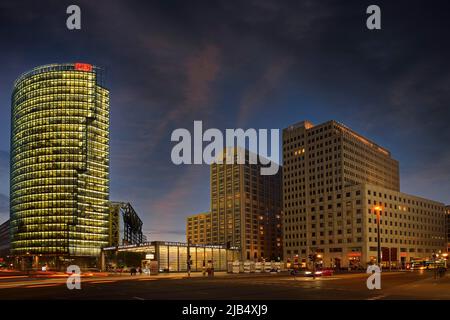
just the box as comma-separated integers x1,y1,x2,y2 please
10,63,110,266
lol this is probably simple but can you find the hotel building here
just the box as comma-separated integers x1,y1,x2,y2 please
186,212,211,245
283,120,446,268
10,63,110,269
209,148,283,261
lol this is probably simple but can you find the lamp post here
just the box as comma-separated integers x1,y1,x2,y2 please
187,238,191,278
374,206,382,268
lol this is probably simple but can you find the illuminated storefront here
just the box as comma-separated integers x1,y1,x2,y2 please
102,241,240,272
10,63,110,267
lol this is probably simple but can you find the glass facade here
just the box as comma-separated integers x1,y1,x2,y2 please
102,241,241,272
10,63,110,258
159,245,168,270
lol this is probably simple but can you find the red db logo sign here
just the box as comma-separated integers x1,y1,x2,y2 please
74,63,93,72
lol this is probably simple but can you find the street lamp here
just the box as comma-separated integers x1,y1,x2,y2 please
187,238,191,278
373,206,383,268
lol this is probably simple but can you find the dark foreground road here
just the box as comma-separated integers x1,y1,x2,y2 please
0,271,449,300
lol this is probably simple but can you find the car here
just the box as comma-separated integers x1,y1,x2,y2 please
290,269,313,277
290,268,334,277
269,268,278,274
316,268,334,276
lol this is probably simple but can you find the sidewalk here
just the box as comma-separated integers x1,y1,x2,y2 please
0,270,109,278
106,271,283,279
107,271,227,278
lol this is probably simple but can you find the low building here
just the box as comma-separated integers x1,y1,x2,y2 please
186,212,211,244
0,220,10,260
356,184,444,268
108,202,144,246
101,241,240,272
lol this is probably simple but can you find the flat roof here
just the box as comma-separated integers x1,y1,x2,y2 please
103,241,240,251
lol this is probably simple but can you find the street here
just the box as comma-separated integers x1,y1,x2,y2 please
0,270,449,300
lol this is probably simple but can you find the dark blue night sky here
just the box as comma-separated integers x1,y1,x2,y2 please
0,0,449,241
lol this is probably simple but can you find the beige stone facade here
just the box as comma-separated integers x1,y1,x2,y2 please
283,120,446,268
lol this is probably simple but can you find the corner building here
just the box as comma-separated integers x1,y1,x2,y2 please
283,120,446,268
10,63,110,268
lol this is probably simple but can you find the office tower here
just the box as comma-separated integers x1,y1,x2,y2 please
210,148,282,261
186,212,211,245
283,120,446,268
10,63,110,268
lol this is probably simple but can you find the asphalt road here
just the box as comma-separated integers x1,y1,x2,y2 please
0,270,449,300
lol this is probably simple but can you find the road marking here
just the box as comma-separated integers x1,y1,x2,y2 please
138,278,157,281
283,277,338,282
87,280,116,284
367,294,386,300
0,276,29,280
25,283,62,288
133,296,145,300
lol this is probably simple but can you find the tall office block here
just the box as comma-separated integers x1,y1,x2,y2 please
210,148,282,261
10,63,110,268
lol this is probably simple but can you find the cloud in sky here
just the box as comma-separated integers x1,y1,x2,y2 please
237,58,292,126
